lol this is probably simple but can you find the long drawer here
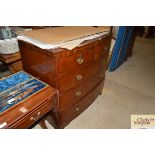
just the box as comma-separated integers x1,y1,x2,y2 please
57,56,107,92
59,78,105,128
9,98,55,129
59,68,106,111
57,43,95,75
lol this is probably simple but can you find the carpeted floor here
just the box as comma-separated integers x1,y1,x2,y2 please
32,37,155,129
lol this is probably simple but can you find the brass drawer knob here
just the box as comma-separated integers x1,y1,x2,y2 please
104,46,108,51
75,107,80,112
76,74,83,80
30,112,41,121
75,91,82,97
103,60,107,65
77,57,84,64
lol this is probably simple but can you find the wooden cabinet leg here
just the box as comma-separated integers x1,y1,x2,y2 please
46,111,60,129
39,120,48,129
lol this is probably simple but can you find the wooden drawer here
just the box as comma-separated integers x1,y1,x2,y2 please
59,78,105,128
98,52,109,69
59,68,106,111
95,35,111,61
9,98,54,129
0,86,57,129
58,58,107,92
57,44,95,75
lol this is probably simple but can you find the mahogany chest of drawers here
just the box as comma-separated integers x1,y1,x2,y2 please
18,30,111,128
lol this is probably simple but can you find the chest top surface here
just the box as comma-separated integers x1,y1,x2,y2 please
17,26,110,50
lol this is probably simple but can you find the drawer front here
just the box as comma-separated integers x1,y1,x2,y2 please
9,99,54,129
59,68,106,111
58,58,107,92
59,78,105,128
0,86,57,129
95,36,111,61
98,52,109,69
57,44,95,75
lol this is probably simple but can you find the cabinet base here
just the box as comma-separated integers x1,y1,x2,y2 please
48,79,105,129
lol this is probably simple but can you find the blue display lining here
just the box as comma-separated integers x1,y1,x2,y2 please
0,71,47,113
0,71,32,93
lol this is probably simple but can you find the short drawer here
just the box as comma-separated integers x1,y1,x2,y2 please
58,59,107,92
59,69,105,111
57,44,95,75
95,35,111,61
9,99,54,129
59,78,105,128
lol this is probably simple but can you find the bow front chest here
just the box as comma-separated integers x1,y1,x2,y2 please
18,27,111,128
